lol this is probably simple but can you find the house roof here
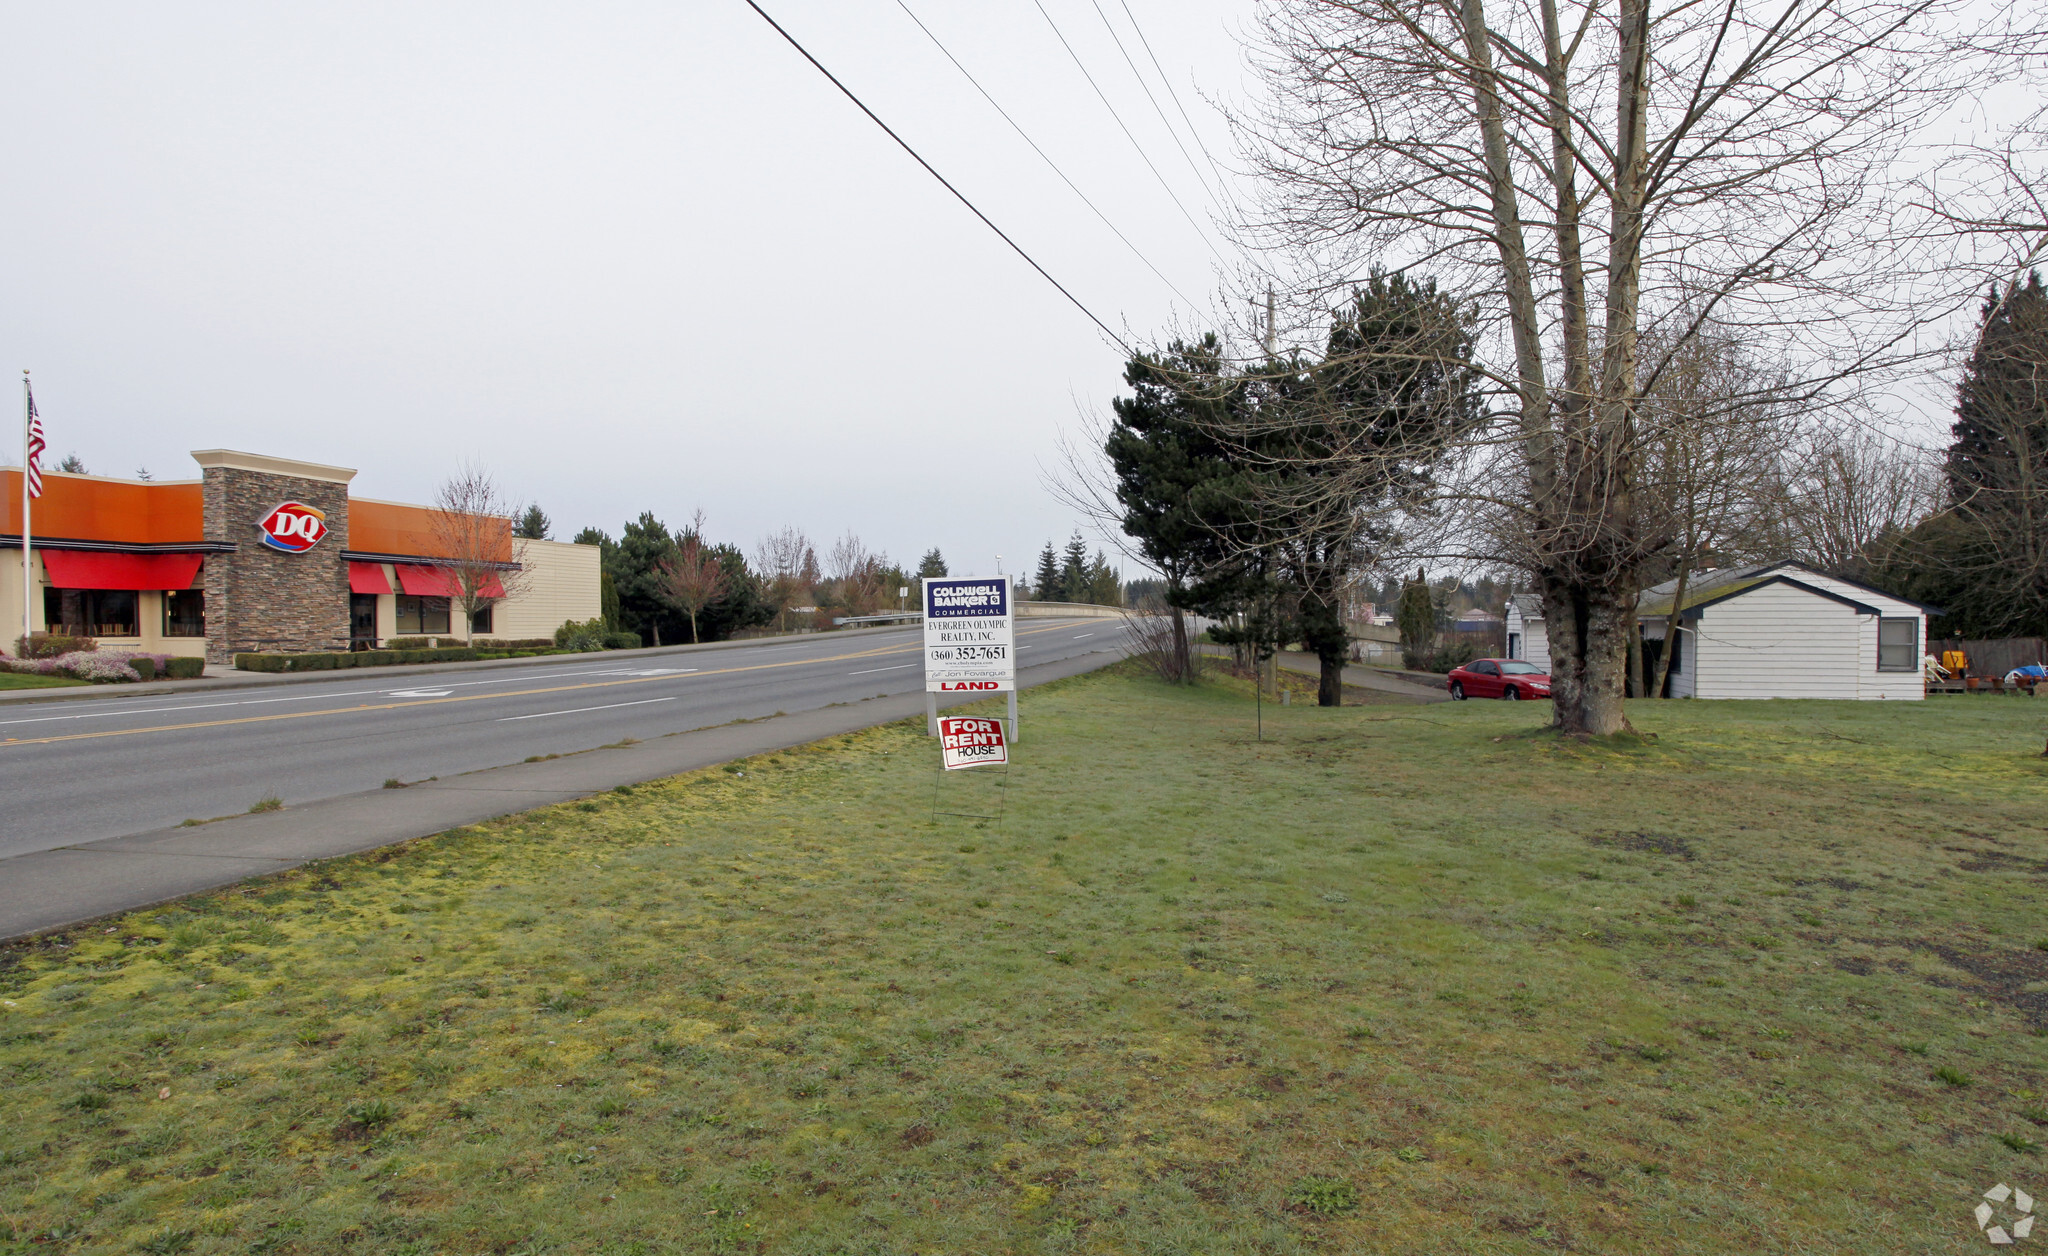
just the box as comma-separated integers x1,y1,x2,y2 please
1508,593,1542,621
1675,574,1884,621
1638,560,1941,619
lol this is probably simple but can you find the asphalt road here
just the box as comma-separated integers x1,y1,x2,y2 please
0,618,1121,860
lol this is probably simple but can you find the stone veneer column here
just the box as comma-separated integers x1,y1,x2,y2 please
193,451,356,663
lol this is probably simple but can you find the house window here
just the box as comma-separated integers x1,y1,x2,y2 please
44,589,138,637
1878,617,1917,671
163,590,206,637
469,605,493,635
395,595,451,635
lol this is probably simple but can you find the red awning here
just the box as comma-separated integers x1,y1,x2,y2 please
395,564,504,599
40,550,203,591
348,561,392,595
393,564,453,597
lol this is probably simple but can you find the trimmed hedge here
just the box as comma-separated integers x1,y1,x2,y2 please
131,656,157,681
165,657,205,680
235,647,480,672
385,637,432,650
475,638,555,650
604,632,642,650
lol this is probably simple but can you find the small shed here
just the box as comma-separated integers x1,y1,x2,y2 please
1637,562,1934,700
1504,594,1549,672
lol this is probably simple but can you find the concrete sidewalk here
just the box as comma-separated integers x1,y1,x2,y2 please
0,647,1120,941
0,625,919,707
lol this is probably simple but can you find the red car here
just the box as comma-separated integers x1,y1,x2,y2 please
1447,658,1552,701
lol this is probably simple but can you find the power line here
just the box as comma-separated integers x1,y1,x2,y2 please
1114,0,1237,206
1028,0,1227,266
740,0,1131,354
893,0,1202,310
1085,0,1226,213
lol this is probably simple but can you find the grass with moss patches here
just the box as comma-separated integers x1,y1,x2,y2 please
2,665,2046,1254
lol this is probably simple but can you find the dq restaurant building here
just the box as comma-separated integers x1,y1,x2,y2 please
2,450,599,663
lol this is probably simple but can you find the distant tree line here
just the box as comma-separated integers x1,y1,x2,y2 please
562,515,951,646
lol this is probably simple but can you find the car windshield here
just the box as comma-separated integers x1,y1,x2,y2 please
1500,661,1545,675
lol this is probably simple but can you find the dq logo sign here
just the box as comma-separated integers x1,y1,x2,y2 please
256,501,329,553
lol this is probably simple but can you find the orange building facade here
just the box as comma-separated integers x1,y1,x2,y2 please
4,450,598,661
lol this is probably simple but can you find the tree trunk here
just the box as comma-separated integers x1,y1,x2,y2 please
1625,605,1643,699
1170,604,1190,683
1318,654,1343,707
1652,567,1690,699
1543,579,1634,735
687,610,700,644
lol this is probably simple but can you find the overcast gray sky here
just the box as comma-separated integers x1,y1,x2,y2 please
2,1,1253,576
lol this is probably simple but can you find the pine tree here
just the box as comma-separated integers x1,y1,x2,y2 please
917,548,948,578
1920,273,2048,636
515,504,553,540
1059,533,1089,603
1032,543,1060,602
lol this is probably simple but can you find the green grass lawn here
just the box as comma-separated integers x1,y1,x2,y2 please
0,671,88,690
4,668,2047,1255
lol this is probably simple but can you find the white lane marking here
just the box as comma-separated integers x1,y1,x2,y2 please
847,664,916,675
0,665,640,727
588,668,698,677
1072,633,1095,639
497,697,678,722
386,689,454,698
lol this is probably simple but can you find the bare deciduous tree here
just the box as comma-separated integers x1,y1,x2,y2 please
1239,0,2010,732
827,532,886,618
754,526,815,632
1771,426,1938,574
657,511,727,644
430,463,532,639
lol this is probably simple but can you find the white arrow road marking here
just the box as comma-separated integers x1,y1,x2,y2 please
498,697,677,721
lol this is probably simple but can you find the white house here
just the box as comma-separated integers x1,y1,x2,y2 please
1504,594,1550,673
1503,562,1935,700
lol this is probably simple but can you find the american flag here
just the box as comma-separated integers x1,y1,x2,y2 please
25,384,45,499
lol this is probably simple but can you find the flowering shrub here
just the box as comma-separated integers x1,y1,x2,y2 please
0,650,176,682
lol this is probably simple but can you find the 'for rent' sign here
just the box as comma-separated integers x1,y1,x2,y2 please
924,576,1013,692
937,716,1009,770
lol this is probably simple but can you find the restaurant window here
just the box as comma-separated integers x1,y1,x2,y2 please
469,605,493,635
45,589,139,637
1878,617,1917,671
395,595,451,636
163,589,206,637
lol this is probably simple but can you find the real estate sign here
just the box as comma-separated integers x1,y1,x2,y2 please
923,576,1014,693
937,716,1009,770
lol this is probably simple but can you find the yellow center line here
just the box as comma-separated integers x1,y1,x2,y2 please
0,620,1096,749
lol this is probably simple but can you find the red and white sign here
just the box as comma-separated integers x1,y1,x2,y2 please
938,716,1008,771
257,501,329,553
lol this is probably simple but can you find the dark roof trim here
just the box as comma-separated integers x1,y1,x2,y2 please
341,549,522,572
1679,575,1884,621
1750,560,1945,615
0,534,237,555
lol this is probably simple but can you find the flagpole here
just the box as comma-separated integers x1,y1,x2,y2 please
21,371,31,655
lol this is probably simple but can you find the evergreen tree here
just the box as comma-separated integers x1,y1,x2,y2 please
1059,533,1090,603
1103,333,1251,677
58,454,86,474
515,504,553,540
1084,551,1122,606
1879,275,2048,637
917,548,948,578
1032,543,1061,602
1397,567,1436,669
